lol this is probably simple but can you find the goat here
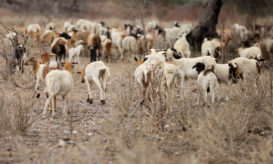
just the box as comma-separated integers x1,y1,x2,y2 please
68,44,84,64
25,57,46,96
51,37,67,63
101,38,112,62
174,33,191,58
134,57,152,104
110,28,124,58
25,24,41,47
193,62,219,105
87,34,101,62
135,34,153,56
43,62,74,117
237,46,264,61
81,61,110,104
121,36,137,60
161,62,185,111
228,57,261,83
63,21,77,32
40,30,57,46
165,49,217,80
45,22,56,31
232,23,251,41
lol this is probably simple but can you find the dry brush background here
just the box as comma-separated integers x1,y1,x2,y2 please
0,0,273,163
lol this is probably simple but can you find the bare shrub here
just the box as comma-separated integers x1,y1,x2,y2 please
9,95,37,136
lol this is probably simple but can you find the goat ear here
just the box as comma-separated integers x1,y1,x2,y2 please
228,63,233,68
134,57,138,61
143,57,148,62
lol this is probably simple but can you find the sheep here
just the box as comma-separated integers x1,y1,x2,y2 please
121,36,137,60
101,38,112,63
45,22,56,31
165,49,217,80
134,57,152,104
237,46,264,61
192,62,219,105
51,37,67,63
161,62,185,111
25,24,41,47
228,57,261,83
81,61,110,104
87,34,101,62
43,62,74,117
173,33,191,58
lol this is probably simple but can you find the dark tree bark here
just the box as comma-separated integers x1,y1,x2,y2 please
186,0,223,50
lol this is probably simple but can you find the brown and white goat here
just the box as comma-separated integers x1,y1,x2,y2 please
43,62,75,117
87,34,101,62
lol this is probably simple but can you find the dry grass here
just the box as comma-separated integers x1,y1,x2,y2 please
0,14,272,164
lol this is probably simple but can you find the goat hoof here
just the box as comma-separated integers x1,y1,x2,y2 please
36,93,40,98
140,100,144,105
87,98,93,104
101,100,105,105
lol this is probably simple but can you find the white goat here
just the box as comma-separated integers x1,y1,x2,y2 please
214,63,230,83
161,62,185,111
43,62,74,117
145,20,160,33
232,23,251,41
201,38,222,59
166,49,217,80
134,58,153,104
68,44,84,64
228,57,261,82
237,46,263,61
110,28,124,57
174,33,191,58
63,21,76,32
45,22,56,31
122,36,137,59
192,62,219,105
81,61,110,104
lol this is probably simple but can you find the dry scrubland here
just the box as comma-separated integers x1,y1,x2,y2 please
0,15,272,164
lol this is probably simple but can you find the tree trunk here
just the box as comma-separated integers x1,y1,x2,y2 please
186,0,223,50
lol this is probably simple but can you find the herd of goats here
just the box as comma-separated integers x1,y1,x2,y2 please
1,18,273,117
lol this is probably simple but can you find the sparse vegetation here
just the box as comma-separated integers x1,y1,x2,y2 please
0,0,273,163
